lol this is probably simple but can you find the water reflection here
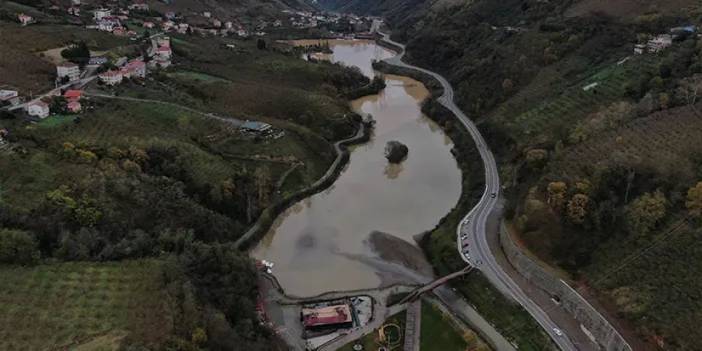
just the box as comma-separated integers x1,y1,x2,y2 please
252,40,462,296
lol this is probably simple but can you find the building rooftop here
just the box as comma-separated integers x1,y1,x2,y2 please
241,120,272,131
301,304,352,328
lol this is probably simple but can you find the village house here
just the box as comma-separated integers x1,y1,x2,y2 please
121,60,146,78
161,20,175,31
128,1,149,11
17,13,33,26
143,21,155,28
93,8,111,21
63,89,82,102
0,90,20,106
27,101,50,118
56,62,81,82
88,56,108,66
203,11,211,18
156,45,172,59
97,17,121,32
648,34,673,53
99,70,123,85
67,100,81,113
67,7,80,16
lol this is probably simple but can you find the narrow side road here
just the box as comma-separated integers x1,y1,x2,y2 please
378,31,579,351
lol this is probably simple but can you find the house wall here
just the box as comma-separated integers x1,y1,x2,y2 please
498,222,633,351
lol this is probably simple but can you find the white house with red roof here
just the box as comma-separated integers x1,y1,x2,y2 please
67,100,81,113
63,89,82,102
27,101,50,118
17,13,33,26
99,70,123,85
121,60,146,78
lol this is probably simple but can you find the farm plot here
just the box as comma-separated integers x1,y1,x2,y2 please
496,55,658,148
551,104,702,180
0,260,172,351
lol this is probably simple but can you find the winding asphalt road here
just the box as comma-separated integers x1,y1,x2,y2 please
378,32,579,351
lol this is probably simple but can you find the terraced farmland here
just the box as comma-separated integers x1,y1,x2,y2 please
495,55,659,148
551,105,702,180
0,260,172,351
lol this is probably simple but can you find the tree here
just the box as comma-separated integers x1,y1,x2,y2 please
686,182,702,218
567,194,589,224
0,229,40,265
502,78,514,92
256,38,267,50
61,41,90,65
50,96,67,114
659,92,670,109
547,181,567,211
626,190,667,235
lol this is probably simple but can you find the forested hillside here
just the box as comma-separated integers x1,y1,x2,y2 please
365,0,702,349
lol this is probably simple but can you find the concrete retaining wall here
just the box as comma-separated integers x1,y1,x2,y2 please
499,223,632,351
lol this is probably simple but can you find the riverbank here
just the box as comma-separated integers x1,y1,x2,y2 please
235,117,373,250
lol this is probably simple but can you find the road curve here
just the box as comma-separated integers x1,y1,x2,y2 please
378,31,578,351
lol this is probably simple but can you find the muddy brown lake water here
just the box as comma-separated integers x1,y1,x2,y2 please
251,40,462,296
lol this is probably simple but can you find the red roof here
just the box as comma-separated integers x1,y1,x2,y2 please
67,101,81,111
157,46,171,52
64,89,82,99
302,305,352,327
126,60,145,68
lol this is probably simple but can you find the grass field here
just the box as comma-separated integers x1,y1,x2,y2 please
34,114,78,128
0,260,172,351
420,301,470,351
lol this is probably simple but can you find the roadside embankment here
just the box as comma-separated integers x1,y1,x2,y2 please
499,222,633,351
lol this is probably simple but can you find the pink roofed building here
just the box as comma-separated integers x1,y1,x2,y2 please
121,60,146,78
63,89,82,102
67,101,82,113
301,304,353,331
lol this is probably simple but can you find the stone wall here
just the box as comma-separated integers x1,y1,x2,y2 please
499,223,632,351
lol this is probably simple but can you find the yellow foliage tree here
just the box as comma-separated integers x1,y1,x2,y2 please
547,181,567,211
567,194,589,224
626,190,667,235
686,182,702,218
